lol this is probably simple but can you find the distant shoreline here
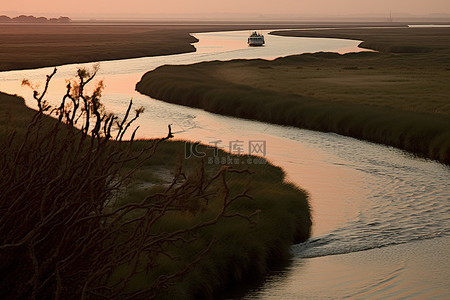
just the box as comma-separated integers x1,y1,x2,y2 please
0,15,71,23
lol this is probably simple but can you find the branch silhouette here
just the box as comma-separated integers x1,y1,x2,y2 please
1,66,258,299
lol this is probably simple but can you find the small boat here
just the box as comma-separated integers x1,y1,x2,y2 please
248,31,265,46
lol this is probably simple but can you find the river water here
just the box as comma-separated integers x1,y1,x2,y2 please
1,30,449,299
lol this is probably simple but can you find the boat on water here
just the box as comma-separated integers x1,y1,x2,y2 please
248,31,265,46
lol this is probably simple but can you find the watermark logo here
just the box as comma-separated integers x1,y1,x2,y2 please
185,139,267,165
248,140,266,156
185,141,206,158
229,140,245,155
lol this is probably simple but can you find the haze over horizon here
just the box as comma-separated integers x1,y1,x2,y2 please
2,0,450,20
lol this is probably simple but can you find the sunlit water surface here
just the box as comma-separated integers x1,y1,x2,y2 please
1,29,449,299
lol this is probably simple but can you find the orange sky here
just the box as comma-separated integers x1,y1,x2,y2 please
1,0,450,18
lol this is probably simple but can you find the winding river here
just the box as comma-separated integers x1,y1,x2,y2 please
1,29,449,299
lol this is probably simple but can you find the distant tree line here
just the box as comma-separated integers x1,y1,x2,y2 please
0,15,71,23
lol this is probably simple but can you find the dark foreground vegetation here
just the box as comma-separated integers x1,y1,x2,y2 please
136,27,450,164
0,66,311,299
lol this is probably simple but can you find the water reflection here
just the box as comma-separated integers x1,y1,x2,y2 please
246,237,450,299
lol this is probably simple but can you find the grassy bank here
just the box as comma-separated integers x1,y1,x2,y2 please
0,91,311,299
271,27,450,53
123,140,311,299
136,28,450,164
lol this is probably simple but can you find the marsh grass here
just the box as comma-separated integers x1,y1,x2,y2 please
119,139,311,298
136,48,450,164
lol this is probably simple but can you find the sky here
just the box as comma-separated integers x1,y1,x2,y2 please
1,0,450,19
